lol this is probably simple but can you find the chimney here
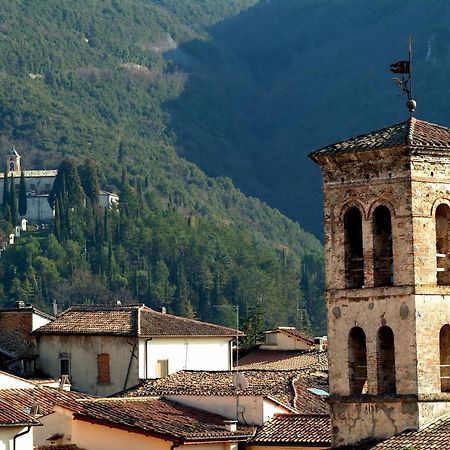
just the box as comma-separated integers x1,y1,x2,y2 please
15,300,25,309
224,420,237,432
161,307,167,314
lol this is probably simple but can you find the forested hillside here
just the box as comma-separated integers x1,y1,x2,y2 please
0,1,325,334
169,0,450,235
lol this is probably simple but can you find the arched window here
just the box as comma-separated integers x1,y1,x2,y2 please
377,326,396,394
440,325,450,392
344,207,364,288
373,205,393,287
435,204,450,285
348,327,367,394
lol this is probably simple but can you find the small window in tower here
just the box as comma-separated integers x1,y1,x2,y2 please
440,325,450,392
373,205,394,287
98,353,110,384
348,327,368,395
377,326,396,394
435,204,450,285
344,207,364,288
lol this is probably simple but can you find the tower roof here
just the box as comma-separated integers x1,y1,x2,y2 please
309,117,450,162
8,146,20,157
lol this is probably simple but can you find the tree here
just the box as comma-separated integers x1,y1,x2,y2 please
48,158,84,209
79,159,100,204
18,171,27,217
9,175,18,226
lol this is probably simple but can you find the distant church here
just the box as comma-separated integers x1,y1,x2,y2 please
0,147,118,223
310,116,450,447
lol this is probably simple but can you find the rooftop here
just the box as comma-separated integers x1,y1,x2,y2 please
33,304,238,338
371,414,450,449
237,349,328,371
74,397,255,443
0,397,40,426
120,369,329,414
309,117,450,160
265,326,315,344
0,170,57,178
251,414,330,446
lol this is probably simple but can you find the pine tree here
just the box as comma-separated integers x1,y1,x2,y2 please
18,171,27,217
9,175,18,226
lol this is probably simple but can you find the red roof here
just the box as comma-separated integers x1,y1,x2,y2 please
74,397,255,442
34,304,238,337
0,398,40,426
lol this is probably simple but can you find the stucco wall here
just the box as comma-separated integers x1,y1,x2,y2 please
0,372,35,389
73,419,231,450
36,335,139,396
32,312,51,331
138,337,232,379
34,405,73,447
0,426,33,450
261,332,312,351
25,196,54,223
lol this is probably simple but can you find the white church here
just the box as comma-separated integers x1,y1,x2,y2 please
0,147,118,223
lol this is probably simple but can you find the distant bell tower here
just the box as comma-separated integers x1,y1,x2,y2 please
7,145,21,174
310,117,450,447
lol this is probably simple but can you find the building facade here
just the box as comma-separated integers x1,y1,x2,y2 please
310,117,450,447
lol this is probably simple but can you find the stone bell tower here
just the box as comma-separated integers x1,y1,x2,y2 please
310,117,450,447
6,145,21,175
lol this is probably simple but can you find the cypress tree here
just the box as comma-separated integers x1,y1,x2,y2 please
79,159,99,204
49,158,84,209
2,164,9,214
18,171,27,217
9,175,18,226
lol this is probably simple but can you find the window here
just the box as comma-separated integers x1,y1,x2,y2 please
156,359,168,378
98,353,110,384
60,358,70,377
377,326,396,394
435,204,450,285
344,207,364,288
373,205,393,287
440,325,450,392
348,327,368,395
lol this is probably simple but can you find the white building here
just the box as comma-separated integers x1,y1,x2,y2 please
33,304,238,396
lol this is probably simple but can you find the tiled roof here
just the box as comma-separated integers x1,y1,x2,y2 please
371,414,450,449
237,349,328,371
293,373,329,415
0,387,93,417
309,117,450,160
34,304,238,337
120,369,328,414
266,327,316,344
0,170,58,178
74,397,255,442
0,398,40,426
251,414,330,445
37,446,85,450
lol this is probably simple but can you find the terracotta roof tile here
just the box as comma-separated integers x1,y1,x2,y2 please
120,370,329,415
0,398,40,426
309,117,450,160
371,414,450,449
74,397,255,442
34,304,238,337
0,387,93,417
36,446,85,450
251,414,330,445
237,349,328,371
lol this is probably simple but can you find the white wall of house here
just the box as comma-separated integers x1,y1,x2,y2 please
36,335,139,396
0,372,35,389
0,426,33,450
261,331,313,351
73,419,232,450
31,312,52,332
138,337,232,379
164,395,290,426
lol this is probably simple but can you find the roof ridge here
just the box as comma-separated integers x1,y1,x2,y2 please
407,116,415,146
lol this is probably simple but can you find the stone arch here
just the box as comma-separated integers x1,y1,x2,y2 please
372,205,394,287
348,327,368,395
377,326,396,394
343,206,364,288
435,203,450,285
440,324,450,392
368,198,396,221
339,201,366,222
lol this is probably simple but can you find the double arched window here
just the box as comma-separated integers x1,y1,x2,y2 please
343,204,394,288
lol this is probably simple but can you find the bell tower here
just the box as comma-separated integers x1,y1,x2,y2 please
7,145,21,175
310,117,450,447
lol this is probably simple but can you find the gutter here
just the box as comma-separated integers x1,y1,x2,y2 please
13,425,31,450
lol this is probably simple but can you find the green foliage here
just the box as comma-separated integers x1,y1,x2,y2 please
19,171,27,217
0,0,327,332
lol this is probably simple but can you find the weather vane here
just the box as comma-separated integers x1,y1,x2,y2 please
390,37,416,114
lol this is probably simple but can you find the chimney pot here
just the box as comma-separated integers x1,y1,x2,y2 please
224,420,237,432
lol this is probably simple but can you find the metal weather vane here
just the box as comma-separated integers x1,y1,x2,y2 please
390,37,416,114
